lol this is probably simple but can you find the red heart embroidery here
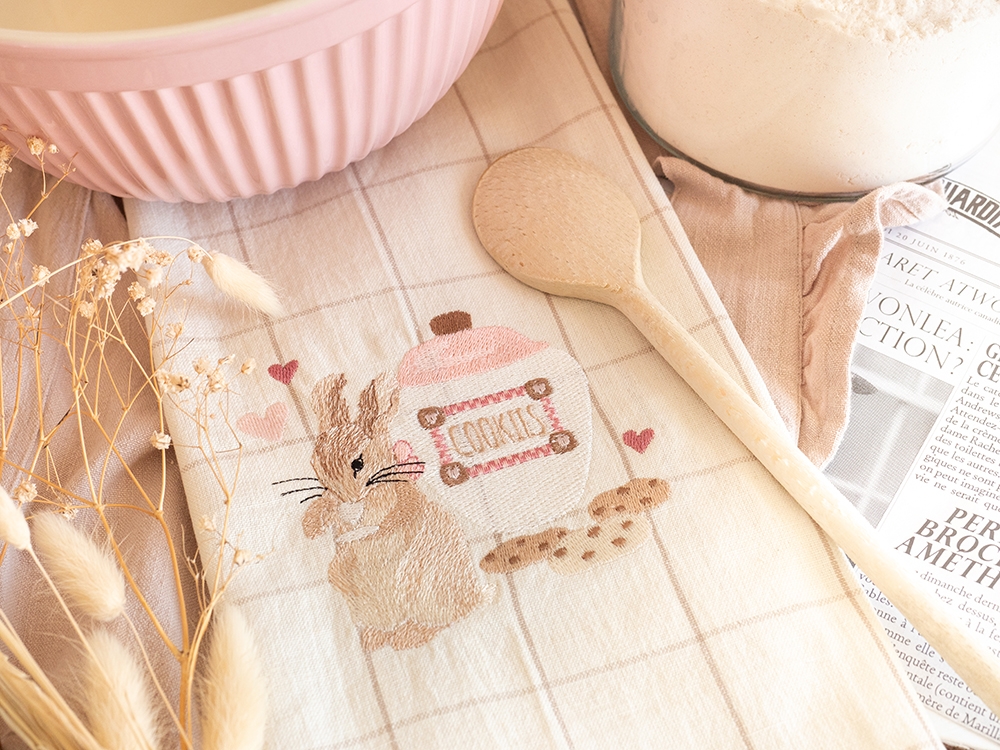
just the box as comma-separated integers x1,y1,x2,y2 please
623,428,654,454
267,360,299,384
237,402,288,442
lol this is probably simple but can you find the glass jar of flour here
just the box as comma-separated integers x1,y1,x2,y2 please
610,0,1000,199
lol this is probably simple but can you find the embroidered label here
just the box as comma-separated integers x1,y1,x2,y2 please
418,379,578,488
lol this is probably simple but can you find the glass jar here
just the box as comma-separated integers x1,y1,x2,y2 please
610,0,1000,200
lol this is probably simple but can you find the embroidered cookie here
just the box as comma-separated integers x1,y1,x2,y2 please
547,515,651,575
480,527,570,573
588,477,670,520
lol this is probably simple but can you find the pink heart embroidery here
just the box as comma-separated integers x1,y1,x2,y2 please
392,440,425,481
237,402,288,442
267,360,299,385
623,428,654,454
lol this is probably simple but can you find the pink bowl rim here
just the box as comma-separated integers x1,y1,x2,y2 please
0,0,421,91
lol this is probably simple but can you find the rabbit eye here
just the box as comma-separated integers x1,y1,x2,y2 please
351,455,364,477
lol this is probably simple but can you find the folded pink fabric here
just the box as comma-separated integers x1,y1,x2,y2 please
655,157,947,463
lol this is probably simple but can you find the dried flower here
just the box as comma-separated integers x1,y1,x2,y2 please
138,264,163,288
198,515,217,533
0,486,31,551
232,549,249,567
81,238,103,257
187,245,206,263
0,143,12,173
164,322,184,339
13,481,36,505
240,359,256,375
26,136,45,156
47,143,58,154
147,250,172,266
207,368,227,393
18,218,37,237
95,263,122,300
78,301,96,320
200,605,267,750
150,431,171,450
3,241,13,254
32,513,126,621
156,371,190,393
30,265,51,287
30,265,50,286
105,242,145,272
201,252,283,318
193,357,211,374
6,222,20,240
127,282,146,301
136,297,155,317
57,504,79,519
81,629,161,750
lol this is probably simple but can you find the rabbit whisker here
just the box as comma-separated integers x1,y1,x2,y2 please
366,478,411,486
280,486,327,496
298,493,325,504
368,461,425,482
368,469,423,480
272,476,321,485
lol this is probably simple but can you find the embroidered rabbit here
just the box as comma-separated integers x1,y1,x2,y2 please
303,372,485,651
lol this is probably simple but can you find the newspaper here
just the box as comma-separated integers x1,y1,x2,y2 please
825,132,1000,750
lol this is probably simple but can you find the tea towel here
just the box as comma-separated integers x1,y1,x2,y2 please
124,0,942,747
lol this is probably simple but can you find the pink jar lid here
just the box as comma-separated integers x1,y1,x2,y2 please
398,311,548,388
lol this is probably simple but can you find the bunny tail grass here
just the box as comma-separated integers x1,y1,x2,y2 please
0,614,104,750
32,513,126,622
80,630,160,750
202,252,283,318
0,486,30,551
200,605,267,750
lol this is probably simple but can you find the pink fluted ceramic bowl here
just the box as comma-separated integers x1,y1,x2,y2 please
0,0,503,202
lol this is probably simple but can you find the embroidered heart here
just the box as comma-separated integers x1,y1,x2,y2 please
392,440,425,481
267,360,299,384
237,402,288,441
623,428,654,454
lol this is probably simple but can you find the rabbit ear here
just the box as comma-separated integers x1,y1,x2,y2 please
356,372,400,438
312,373,350,432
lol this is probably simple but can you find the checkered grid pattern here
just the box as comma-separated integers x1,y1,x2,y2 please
126,0,941,747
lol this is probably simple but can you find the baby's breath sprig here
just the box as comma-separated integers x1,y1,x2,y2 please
0,141,271,748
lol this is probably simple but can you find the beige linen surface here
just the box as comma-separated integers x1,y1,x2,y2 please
120,0,941,747
570,0,947,466
0,169,197,748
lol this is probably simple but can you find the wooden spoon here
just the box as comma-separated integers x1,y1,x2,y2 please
472,147,1000,716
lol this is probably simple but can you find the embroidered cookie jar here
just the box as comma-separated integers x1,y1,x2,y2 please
393,311,593,534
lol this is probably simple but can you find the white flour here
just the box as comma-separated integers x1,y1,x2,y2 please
614,0,1000,194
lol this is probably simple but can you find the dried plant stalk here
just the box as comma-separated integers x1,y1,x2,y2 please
0,130,268,747
0,612,103,750
80,629,161,750
199,606,267,750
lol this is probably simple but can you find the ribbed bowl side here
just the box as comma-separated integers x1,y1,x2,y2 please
0,0,503,202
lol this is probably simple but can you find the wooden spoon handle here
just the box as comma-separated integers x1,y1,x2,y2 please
620,283,1000,716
